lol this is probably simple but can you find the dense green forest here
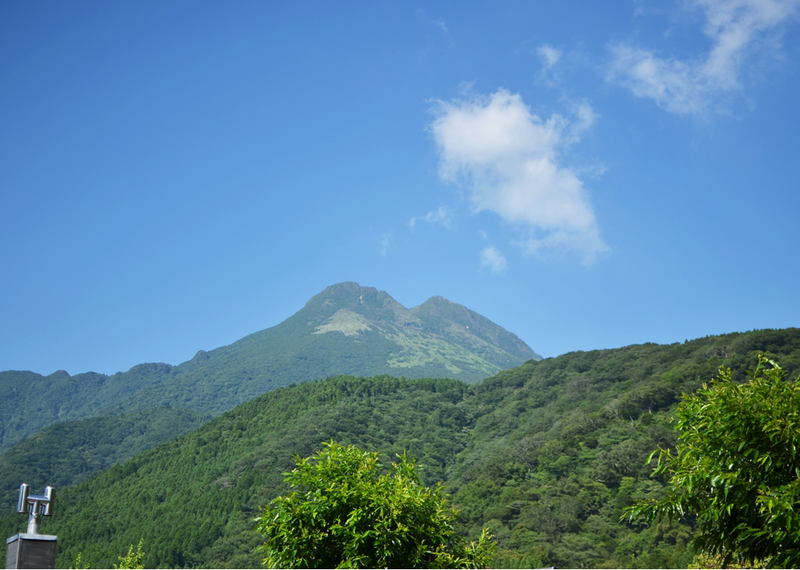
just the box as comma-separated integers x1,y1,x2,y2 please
1,328,797,568
0,366,171,454
0,407,210,513
0,283,537,454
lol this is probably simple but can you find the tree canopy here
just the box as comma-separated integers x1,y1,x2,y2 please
4,329,799,568
255,441,495,569
625,356,800,567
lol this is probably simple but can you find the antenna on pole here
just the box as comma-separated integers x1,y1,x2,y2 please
5,483,58,569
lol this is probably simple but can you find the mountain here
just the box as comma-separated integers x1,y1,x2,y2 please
0,282,539,453
2,328,796,569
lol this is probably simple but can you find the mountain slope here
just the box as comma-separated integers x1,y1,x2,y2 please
0,407,210,513
0,365,177,454
0,283,539,453
144,282,538,414
2,328,796,569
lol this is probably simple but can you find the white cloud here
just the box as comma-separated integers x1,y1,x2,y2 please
536,44,563,86
538,44,562,74
378,233,392,257
608,0,800,115
409,206,452,229
607,44,702,114
430,89,608,264
480,246,508,274
539,44,562,70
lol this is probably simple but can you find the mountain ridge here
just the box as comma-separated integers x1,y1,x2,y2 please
0,282,539,453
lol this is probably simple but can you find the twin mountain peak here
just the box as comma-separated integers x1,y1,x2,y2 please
0,282,540,453
189,281,540,388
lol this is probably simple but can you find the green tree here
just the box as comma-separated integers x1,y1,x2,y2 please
113,538,146,569
69,551,90,569
255,441,495,569
625,356,800,567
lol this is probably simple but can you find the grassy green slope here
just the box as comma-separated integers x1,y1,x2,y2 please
1,328,796,569
149,282,539,410
410,295,538,372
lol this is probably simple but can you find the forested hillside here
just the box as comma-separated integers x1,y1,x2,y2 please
1,328,797,568
0,408,210,513
0,366,174,454
0,282,538,454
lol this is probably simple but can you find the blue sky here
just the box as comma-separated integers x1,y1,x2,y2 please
2,0,799,376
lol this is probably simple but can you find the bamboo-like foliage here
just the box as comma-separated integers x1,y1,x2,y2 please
256,441,495,568
625,356,800,568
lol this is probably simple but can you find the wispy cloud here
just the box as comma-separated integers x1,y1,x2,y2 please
607,0,800,115
409,206,452,229
480,246,508,274
416,9,454,48
378,232,392,257
430,89,608,264
539,44,562,71
538,44,561,71
536,43,563,85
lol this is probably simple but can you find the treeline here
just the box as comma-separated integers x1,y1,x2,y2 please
0,328,797,568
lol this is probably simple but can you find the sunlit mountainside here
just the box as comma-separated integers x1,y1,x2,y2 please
1,328,796,568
